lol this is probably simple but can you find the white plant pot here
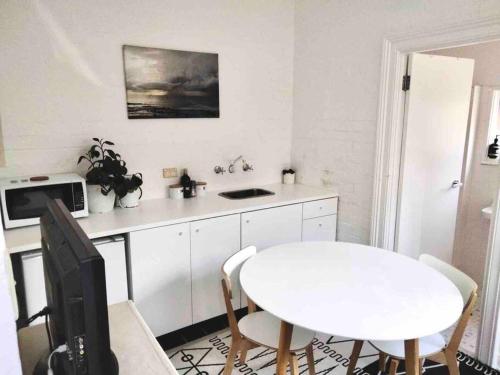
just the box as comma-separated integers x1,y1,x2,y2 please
118,189,141,208
87,185,116,214
283,173,296,185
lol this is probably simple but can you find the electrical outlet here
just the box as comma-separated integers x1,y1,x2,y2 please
163,168,178,178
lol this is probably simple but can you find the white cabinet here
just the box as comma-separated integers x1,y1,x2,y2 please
93,236,128,305
303,198,338,219
21,252,46,325
129,223,191,337
302,215,337,241
241,204,303,307
241,204,303,250
191,215,241,323
21,236,128,326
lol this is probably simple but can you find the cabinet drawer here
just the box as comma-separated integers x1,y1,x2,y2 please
303,198,338,219
302,215,337,241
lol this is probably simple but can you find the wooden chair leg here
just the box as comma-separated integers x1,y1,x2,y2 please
379,352,387,373
223,340,240,375
305,344,315,375
290,353,300,375
239,340,249,364
444,350,459,375
388,358,399,375
347,340,364,375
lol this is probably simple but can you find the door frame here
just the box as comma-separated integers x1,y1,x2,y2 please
478,190,500,366
370,16,500,250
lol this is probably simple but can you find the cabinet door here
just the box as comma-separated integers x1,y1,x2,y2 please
94,237,128,305
21,251,46,325
302,215,337,241
129,223,191,337
191,214,241,324
241,204,303,250
240,204,302,306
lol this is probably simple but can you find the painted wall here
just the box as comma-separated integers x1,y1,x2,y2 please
292,0,500,243
0,0,295,199
427,41,500,286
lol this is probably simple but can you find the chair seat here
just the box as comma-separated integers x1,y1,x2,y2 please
238,311,315,351
370,333,446,359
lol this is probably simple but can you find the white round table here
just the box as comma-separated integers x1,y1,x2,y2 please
240,242,463,375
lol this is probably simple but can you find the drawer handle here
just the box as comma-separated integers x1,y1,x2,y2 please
319,206,323,210
318,223,322,227
195,229,200,233
246,220,250,224
178,232,183,236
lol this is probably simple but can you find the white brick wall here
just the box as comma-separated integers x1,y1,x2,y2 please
292,0,500,244
0,0,295,198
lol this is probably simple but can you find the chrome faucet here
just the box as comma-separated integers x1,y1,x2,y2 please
242,160,253,172
228,155,243,173
214,165,226,174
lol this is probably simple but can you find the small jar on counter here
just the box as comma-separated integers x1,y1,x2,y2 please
168,184,184,200
196,182,207,197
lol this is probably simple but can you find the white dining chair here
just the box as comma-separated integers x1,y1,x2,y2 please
347,254,478,375
221,246,316,375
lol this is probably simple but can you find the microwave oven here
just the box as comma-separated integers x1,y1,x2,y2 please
0,173,88,229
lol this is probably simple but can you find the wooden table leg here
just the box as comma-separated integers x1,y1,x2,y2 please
404,339,420,375
277,321,293,375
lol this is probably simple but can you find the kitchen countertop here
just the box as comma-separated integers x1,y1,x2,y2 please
18,301,178,375
5,183,338,254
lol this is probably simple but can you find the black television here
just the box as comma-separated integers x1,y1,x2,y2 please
34,199,118,375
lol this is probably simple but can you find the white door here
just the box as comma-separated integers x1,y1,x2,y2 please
478,188,500,370
396,53,474,262
129,223,191,336
191,214,241,324
241,204,302,250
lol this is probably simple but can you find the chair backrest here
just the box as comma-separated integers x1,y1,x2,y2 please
419,254,477,306
221,246,257,338
419,254,478,351
222,246,257,299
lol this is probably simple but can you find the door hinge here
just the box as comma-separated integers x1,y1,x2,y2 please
402,75,410,91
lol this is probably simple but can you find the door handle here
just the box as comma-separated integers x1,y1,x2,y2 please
451,180,463,188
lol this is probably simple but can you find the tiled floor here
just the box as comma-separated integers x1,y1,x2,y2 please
166,329,496,375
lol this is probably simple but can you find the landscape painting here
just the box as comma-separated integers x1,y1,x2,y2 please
123,45,219,119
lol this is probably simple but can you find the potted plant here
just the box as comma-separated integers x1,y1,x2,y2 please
78,138,127,213
115,173,143,208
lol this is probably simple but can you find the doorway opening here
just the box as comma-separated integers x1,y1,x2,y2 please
370,17,500,369
401,40,500,360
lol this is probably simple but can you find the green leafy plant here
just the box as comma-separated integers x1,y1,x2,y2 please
78,138,128,196
114,173,143,199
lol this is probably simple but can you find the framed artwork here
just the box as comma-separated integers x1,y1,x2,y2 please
123,45,219,119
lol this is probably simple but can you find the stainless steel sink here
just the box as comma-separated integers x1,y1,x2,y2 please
219,188,275,200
